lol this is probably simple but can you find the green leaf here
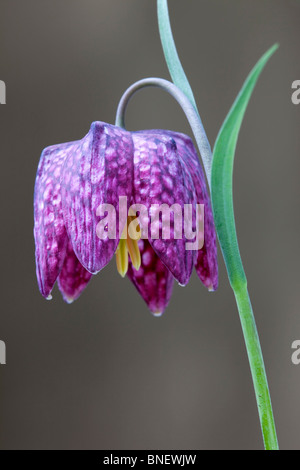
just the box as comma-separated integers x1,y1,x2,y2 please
211,44,278,289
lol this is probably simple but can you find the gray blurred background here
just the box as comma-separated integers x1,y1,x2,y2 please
0,0,299,450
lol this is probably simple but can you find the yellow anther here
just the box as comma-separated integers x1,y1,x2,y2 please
115,216,142,277
116,238,128,278
126,236,141,271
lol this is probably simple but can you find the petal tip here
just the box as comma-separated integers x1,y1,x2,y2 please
46,294,53,300
208,281,218,292
152,309,164,318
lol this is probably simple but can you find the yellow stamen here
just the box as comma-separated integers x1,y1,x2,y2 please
115,216,142,277
116,239,128,277
127,236,141,271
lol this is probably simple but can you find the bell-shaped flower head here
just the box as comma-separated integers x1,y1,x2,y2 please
34,122,218,315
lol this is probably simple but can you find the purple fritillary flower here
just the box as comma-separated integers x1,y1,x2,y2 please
34,121,218,315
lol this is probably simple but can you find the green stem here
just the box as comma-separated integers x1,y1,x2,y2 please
156,0,279,449
157,0,198,111
234,282,278,450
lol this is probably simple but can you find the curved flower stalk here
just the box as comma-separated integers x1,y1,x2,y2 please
157,0,278,450
116,78,213,186
34,121,218,315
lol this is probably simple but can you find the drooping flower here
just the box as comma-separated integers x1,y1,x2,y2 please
34,121,218,315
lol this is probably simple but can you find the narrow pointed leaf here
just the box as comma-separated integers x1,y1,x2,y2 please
211,44,278,289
